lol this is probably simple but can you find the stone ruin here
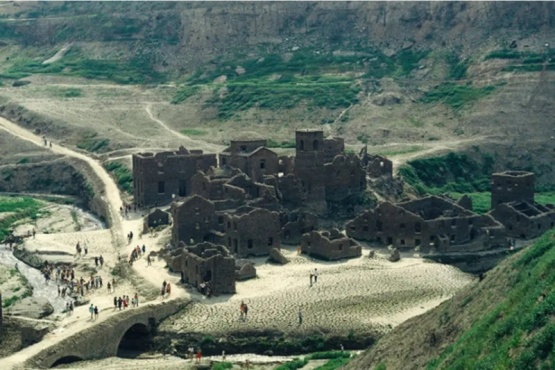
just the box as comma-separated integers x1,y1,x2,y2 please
489,171,555,239
143,208,170,233
173,242,237,295
132,146,216,207
346,195,508,252
301,228,362,261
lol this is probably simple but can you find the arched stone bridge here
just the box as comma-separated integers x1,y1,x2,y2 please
21,298,189,369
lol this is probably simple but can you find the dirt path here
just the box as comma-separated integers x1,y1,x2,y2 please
0,116,187,369
43,43,72,64
144,104,224,153
384,136,497,175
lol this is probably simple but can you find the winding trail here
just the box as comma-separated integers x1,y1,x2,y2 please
0,116,125,248
0,116,188,369
144,104,224,153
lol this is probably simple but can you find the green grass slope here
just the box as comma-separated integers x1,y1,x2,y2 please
345,229,555,370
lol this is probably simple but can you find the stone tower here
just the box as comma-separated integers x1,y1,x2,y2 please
491,171,535,208
294,129,326,206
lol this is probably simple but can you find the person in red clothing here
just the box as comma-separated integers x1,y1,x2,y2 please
195,348,202,362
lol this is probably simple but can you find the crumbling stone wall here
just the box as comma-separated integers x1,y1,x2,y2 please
490,202,555,239
324,154,366,202
133,146,216,207
223,207,281,257
219,137,278,182
323,136,345,163
281,210,319,245
491,171,535,208
301,229,361,260
171,195,217,246
179,242,236,294
347,196,507,251
143,209,170,232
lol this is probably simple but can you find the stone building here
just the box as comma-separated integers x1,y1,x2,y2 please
346,196,507,251
301,228,361,260
223,207,281,257
490,202,555,239
218,133,278,182
488,171,555,239
281,210,319,245
132,146,216,207
171,195,217,246
178,242,236,294
143,209,170,232
324,154,367,202
491,171,535,208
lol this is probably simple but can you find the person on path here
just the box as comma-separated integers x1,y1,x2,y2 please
162,280,167,297
298,308,303,325
118,296,123,311
89,304,94,320
134,293,139,307
84,246,88,255
69,301,74,315
187,346,194,359
94,257,99,266
309,270,313,287
240,301,245,320
243,303,249,320
114,296,117,310
196,348,202,363
313,268,318,283
32,229,35,239
166,282,171,296
94,305,99,320
142,244,146,254
99,255,104,267
147,255,152,266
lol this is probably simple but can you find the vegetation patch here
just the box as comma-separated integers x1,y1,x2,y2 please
275,358,309,370
428,229,555,369
447,191,555,214
46,87,83,98
0,196,44,241
376,145,424,157
171,85,200,104
104,161,132,193
399,152,494,195
2,48,165,85
76,132,110,153
267,139,296,149
181,128,207,136
420,82,496,110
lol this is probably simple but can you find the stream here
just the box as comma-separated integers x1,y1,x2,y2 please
0,205,105,313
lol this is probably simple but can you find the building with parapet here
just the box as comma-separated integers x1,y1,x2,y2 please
491,171,535,208
132,146,216,207
489,171,555,239
347,195,507,251
301,228,361,260
218,132,278,182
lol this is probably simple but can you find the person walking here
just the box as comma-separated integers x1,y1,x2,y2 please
114,296,117,310
309,270,313,287
89,304,94,320
147,255,152,266
313,268,318,284
94,305,99,320
196,348,202,363
298,307,303,325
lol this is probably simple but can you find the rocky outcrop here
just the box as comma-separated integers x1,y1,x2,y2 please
388,248,400,262
268,248,289,265
9,297,54,319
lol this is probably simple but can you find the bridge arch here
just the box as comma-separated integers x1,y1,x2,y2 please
116,318,156,357
50,355,84,368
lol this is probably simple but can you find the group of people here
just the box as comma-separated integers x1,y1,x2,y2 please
58,274,107,298
120,203,137,219
75,241,88,256
113,293,140,310
161,280,171,298
94,255,105,267
88,303,99,320
129,244,146,265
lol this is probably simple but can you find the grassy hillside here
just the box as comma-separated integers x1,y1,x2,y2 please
345,229,555,370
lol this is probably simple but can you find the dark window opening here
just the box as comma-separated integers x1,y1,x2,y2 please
157,181,165,194
247,239,254,249
400,239,406,245
387,237,393,245
415,223,421,233
313,140,319,150
268,237,273,246
178,180,187,197
415,239,421,246
450,235,455,242
299,140,304,151
338,244,343,250
218,216,224,224
260,160,266,169
376,220,383,232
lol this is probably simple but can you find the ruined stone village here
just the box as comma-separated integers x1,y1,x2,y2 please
133,130,555,295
